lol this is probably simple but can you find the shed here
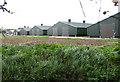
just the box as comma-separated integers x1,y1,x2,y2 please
30,25,51,36
14,29,21,35
40,26,51,35
48,21,92,36
7,29,14,35
20,26,31,35
87,12,120,38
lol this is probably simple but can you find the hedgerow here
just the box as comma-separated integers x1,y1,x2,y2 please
2,42,120,80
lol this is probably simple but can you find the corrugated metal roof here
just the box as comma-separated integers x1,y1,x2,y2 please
87,12,120,28
35,26,51,30
23,28,31,31
61,21,92,28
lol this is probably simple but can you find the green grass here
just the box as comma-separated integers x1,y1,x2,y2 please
2,42,120,80
71,37,119,41
27,35,119,41
0,35,2,38
27,36,49,38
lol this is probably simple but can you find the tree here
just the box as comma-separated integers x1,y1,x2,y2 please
0,0,14,14
0,0,14,38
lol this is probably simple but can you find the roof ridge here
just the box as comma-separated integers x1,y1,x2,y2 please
62,21,92,24
87,12,120,28
61,21,92,28
36,25,51,27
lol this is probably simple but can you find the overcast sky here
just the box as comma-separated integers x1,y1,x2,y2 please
0,0,118,29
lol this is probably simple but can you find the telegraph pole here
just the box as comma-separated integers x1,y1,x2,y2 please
118,0,120,12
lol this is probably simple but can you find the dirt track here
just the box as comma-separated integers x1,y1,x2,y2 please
1,36,118,46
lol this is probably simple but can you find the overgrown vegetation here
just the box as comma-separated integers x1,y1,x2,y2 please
2,42,120,80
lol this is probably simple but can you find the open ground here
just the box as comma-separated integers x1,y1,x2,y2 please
1,35,119,46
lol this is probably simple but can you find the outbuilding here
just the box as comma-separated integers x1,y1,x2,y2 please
14,29,21,35
48,20,92,36
7,29,14,35
87,12,120,38
30,25,51,36
20,26,31,35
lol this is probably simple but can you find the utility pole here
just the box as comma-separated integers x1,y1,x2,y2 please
118,0,120,40
118,0,120,12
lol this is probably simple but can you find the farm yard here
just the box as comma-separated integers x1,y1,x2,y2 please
10,12,120,38
1,35,120,80
0,0,120,81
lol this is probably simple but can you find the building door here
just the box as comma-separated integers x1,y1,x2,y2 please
24,30,26,35
77,28,87,36
37,29,39,36
43,30,47,35
53,28,57,36
27,31,29,35
32,29,34,35
100,23,114,38
18,32,20,35
62,26,68,36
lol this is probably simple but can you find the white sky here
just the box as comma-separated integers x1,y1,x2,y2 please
0,0,118,29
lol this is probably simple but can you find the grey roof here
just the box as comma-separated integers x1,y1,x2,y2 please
9,29,14,32
35,26,51,30
87,12,120,28
61,21,92,28
23,28,31,31
14,29,21,32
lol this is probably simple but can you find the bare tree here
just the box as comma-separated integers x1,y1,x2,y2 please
0,0,14,14
0,0,13,37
